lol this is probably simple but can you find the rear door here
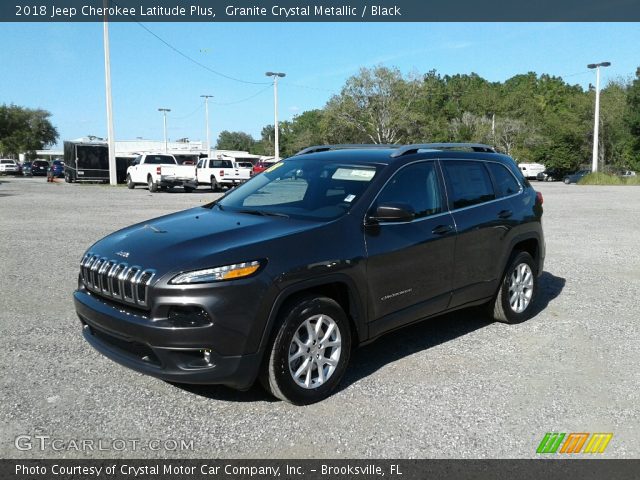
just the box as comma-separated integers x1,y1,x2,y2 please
365,160,456,337
441,160,518,308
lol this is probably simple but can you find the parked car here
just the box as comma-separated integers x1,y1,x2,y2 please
620,170,637,178
518,162,546,179
196,158,253,191
47,160,65,180
31,160,50,176
0,159,20,175
126,153,197,192
563,169,591,184
252,159,278,175
75,143,545,404
536,167,570,182
21,162,32,176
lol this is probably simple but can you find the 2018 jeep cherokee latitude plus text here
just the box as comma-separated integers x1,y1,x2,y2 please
74,143,545,404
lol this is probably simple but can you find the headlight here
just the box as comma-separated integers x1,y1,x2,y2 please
170,260,262,285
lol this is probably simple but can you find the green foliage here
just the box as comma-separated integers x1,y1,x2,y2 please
0,104,58,157
251,66,640,171
215,130,256,152
579,172,640,185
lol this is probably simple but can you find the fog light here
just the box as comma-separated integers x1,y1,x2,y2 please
203,350,212,365
162,306,212,328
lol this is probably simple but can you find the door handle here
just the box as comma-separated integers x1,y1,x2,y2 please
432,224,453,235
498,209,513,219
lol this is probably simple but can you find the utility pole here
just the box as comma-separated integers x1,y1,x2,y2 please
103,0,116,185
587,61,611,173
265,72,286,160
200,95,213,156
158,108,171,153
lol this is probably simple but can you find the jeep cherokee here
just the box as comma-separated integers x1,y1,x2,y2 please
74,143,545,404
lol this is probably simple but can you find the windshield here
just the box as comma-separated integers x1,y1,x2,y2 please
217,159,380,220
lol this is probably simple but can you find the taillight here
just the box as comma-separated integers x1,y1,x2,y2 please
536,191,543,205
156,167,161,175
219,170,224,177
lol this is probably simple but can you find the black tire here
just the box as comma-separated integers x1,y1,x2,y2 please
64,172,71,183
260,296,351,405
147,175,158,192
563,177,571,184
210,176,219,192
489,251,538,324
184,186,194,193
126,175,135,189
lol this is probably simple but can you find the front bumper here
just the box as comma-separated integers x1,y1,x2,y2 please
74,290,261,389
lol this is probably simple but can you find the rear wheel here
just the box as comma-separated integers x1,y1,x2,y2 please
260,296,351,405
147,175,158,192
210,176,219,192
563,177,571,184
126,175,135,189
489,251,537,324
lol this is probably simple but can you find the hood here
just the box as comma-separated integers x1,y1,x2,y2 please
87,206,319,278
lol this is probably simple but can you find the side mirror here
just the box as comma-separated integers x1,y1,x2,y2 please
367,202,415,223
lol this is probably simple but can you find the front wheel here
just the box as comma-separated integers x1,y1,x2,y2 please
126,175,135,189
489,251,538,324
260,296,351,405
563,178,571,184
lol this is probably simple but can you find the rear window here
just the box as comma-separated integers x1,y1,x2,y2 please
442,161,496,209
145,155,176,165
486,162,520,197
34,161,49,166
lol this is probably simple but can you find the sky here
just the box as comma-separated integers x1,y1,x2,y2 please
1,22,639,149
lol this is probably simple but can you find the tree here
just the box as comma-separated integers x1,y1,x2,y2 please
215,130,256,152
625,67,640,170
323,66,419,144
0,104,58,157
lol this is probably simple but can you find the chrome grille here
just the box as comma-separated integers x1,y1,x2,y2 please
80,252,155,308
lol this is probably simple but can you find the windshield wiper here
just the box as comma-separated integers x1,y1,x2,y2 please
237,209,289,218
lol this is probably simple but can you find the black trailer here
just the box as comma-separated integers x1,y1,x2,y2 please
64,140,109,183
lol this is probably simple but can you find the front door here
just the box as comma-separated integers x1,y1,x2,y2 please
365,161,456,337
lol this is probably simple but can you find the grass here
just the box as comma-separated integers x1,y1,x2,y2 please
578,172,640,186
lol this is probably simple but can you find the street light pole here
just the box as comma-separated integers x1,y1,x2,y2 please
102,1,117,186
265,72,286,160
158,108,171,153
587,61,611,173
200,95,213,156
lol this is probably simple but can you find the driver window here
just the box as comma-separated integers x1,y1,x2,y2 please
376,162,443,218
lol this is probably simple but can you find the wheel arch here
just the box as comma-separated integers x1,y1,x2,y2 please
258,275,367,355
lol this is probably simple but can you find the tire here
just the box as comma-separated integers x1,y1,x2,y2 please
260,296,351,405
183,186,194,193
546,176,554,182
126,175,135,189
210,176,219,192
489,251,538,324
147,175,158,192
563,178,571,184
64,172,71,183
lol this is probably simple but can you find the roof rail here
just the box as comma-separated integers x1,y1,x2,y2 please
390,143,496,157
294,144,399,156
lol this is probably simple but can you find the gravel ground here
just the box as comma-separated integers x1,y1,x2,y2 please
0,176,638,459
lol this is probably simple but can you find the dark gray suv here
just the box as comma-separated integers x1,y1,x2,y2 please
75,143,545,404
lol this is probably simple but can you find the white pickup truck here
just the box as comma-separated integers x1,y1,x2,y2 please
126,153,197,192
196,158,252,191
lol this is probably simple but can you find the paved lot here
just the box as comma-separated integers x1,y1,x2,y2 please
0,176,638,459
